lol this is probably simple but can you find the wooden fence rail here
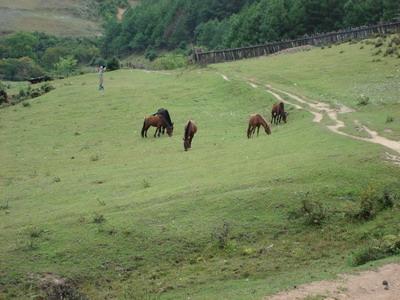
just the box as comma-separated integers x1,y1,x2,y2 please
193,21,400,65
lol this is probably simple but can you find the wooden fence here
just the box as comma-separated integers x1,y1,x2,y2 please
193,21,400,65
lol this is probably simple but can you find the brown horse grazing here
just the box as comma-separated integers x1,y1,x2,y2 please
247,114,271,138
141,115,173,138
183,120,197,151
271,102,288,125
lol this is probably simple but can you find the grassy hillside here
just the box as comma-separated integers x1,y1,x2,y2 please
0,0,102,36
1,41,400,299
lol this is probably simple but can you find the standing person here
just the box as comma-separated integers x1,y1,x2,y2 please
98,65,106,91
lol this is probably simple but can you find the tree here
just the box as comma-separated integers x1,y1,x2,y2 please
54,56,78,77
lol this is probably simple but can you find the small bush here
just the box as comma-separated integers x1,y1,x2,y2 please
390,35,400,46
289,199,328,226
386,116,394,123
0,200,9,210
212,221,230,249
106,57,120,71
22,102,31,107
372,49,382,56
374,38,384,48
145,48,158,61
384,46,396,56
40,83,55,93
348,186,396,222
92,213,106,224
142,179,150,189
357,94,369,106
90,154,99,162
152,54,187,70
350,235,400,266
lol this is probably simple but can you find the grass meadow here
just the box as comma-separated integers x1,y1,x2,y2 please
1,41,400,299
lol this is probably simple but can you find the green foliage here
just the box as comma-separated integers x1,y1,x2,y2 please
348,186,397,221
54,56,78,77
101,0,400,52
0,81,7,104
152,54,187,70
289,197,328,226
357,94,370,106
212,221,231,249
106,57,120,71
144,48,158,61
0,57,45,81
350,235,400,266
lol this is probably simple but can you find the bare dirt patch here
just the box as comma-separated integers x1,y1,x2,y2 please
265,263,400,300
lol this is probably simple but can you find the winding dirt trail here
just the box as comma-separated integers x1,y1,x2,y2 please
265,263,400,300
264,85,400,155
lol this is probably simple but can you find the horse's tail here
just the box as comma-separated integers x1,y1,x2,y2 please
141,118,146,137
184,120,191,139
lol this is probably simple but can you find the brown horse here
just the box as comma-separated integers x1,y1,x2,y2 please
247,114,271,138
183,120,197,151
271,102,287,125
141,115,173,138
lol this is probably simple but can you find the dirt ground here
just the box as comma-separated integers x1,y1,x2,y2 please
265,263,400,300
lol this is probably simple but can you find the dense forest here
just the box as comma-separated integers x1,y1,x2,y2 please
102,0,400,55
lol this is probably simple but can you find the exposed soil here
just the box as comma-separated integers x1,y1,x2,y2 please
265,263,400,300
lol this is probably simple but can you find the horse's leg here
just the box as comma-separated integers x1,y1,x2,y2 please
154,126,159,138
189,135,194,148
247,124,252,138
257,125,260,136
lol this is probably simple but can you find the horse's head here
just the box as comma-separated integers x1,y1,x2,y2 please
183,137,190,151
282,112,288,123
265,124,272,135
166,124,173,137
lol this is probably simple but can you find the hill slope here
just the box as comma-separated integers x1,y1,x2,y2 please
1,41,400,299
0,0,102,36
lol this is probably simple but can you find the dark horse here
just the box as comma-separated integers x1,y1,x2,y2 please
271,102,288,125
153,108,173,135
141,114,173,138
247,114,271,138
183,120,197,151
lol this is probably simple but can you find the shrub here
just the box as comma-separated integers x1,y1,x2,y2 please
0,81,8,104
357,94,369,106
384,46,396,56
40,83,55,93
0,57,45,81
386,116,394,123
348,186,396,222
212,221,230,249
390,35,400,46
289,199,328,226
152,54,187,70
92,213,106,224
350,235,400,266
145,48,158,61
106,57,120,71
374,38,384,48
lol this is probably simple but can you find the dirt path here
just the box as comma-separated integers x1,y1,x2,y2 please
264,85,400,155
220,73,400,161
265,263,400,300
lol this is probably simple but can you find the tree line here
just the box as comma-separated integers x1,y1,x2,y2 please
102,0,400,54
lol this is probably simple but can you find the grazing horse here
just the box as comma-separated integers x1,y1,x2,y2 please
153,108,173,135
183,120,197,151
271,102,288,125
141,114,173,138
247,114,271,138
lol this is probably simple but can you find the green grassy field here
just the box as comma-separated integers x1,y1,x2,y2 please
1,42,400,299
0,0,101,36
